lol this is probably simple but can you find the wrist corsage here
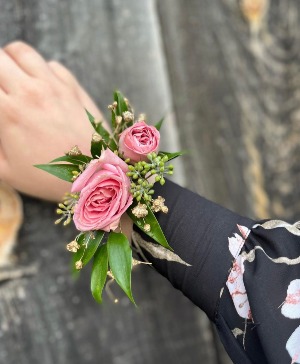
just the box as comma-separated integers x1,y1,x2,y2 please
36,91,188,304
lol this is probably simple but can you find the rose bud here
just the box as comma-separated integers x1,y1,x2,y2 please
119,121,160,163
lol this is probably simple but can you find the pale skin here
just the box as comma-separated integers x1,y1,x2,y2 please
0,41,132,238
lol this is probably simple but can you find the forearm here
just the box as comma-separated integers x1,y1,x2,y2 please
134,179,254,320
135,180,300,363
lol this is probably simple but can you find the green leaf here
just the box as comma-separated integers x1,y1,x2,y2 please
94,121,117,150
83,231,105,266
127,199,173,250
114,90,128,116
72,231,105,271
85,109,115,148
108,138,118,151
113,91,132,128
94,121,111,143
50,155,92,165
154,117,164,131
111,109,116,129
91,139,104,159
35,164,79,182
85,109,98,129
158,151,185,161
91,244,108,303
107,232,135,304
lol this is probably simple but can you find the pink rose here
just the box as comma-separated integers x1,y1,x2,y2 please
119,121,160,162
71,149,132,232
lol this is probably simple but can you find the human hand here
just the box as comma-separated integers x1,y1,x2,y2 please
0,41,104,201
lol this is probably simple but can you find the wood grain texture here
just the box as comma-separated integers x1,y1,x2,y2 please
157,0,300,221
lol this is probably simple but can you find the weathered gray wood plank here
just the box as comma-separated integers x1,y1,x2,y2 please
158,0,300,221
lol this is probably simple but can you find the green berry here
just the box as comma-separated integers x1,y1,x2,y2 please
155,176,161,182
133,173,138,179
160,177,165,185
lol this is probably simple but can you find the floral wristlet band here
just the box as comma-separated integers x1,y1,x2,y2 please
36,91,187,304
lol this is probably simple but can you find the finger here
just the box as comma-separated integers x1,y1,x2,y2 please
3,41,52,79
0,49,30,93
48,60,79,89
48,61,103,119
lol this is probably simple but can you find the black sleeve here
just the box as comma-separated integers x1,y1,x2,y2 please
134,179,300,364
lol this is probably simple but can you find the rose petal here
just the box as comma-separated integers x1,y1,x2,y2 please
72,149,128,192
119,121,160,162
73,158,132,232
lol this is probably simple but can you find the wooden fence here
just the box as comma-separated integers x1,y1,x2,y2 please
1,0,299,363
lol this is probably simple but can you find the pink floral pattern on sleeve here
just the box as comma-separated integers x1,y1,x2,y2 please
226,225,251,320
282,279,300,363
223,220,300,361
286,326,300,364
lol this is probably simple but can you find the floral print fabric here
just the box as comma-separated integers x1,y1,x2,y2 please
218,220,300,363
